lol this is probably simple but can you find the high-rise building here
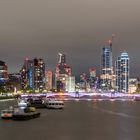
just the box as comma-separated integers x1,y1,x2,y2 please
115,52,129,93
55,53,72,92
66,76,75,92
100,43,113,90
45,70,53,91
20,58,34,90
34,58,45,91
0,60,8,82
20,58,45,91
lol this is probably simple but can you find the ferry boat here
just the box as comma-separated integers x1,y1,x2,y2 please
27,97,46,108
45,98,64,109
1,107,40,120
12,107,40,120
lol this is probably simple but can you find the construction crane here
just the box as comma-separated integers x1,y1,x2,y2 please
108,34,115,51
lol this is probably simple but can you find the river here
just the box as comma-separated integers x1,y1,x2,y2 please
0,99,140,140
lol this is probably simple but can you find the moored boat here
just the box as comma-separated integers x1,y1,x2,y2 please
12,107,40,120
1,106,40,120
45,98,64,109
28,98,46,108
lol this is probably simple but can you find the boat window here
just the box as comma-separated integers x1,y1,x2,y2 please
7,111,12,113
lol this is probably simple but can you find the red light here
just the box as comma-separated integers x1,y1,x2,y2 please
108,39,112,44
25,57,29,61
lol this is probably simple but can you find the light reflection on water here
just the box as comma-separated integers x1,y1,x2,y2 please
0,100,140,140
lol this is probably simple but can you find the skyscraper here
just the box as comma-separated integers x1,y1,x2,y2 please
20,58,45,91
115,52,129,93
0,60,8,82
55,53,71,92
20,58,34,90
100,44,113,90
34,58,45,91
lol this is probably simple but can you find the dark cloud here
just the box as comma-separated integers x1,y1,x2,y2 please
0,0,140,77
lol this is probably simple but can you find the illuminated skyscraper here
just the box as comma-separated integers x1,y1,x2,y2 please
20,58,45,91
100,43,113,90
20,58,34,90
34,58,45,91
0,60,8,82
115,52,129,93
55,53,71,92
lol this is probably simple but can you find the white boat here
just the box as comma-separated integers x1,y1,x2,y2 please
45,98,64,109
1,107,40,120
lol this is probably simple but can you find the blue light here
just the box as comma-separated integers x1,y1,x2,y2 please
29,68,33,88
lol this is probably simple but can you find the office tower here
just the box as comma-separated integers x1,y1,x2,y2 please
115,52,129,93
34,58,45,91
55,53,72,92
20,58,45,91
0,60,8,82
20,58,34,90
66,76,75,92
20,66,27,90
100,43,113,90
45,70,53,91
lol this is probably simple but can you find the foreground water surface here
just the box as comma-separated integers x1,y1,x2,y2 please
0,99,140,140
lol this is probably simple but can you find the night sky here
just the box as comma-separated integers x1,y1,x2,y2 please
0,0,140,77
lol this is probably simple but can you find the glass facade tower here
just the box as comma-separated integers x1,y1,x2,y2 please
100,46,113,90
115,52,129,93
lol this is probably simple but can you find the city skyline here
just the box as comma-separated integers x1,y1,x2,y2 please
0,1,140,139
0,0,140,77
0,48,133,77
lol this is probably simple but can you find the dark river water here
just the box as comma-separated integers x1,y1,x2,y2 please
0,99,140,140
